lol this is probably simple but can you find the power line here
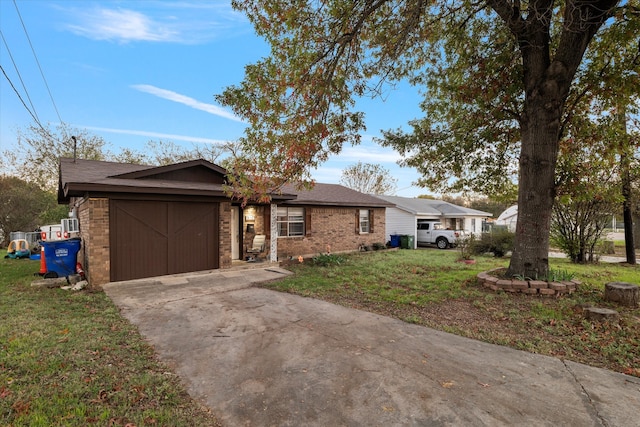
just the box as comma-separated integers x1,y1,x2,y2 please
12,0,63,123
0,29,40,124
0,63,43,128
1,63,61,145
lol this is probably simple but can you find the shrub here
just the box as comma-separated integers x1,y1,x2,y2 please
312,253,347,266
471,230,515,257
543,268,575,282
457,234,476,260
512,268,575,282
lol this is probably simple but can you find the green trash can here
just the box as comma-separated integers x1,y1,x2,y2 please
400,235,409,249
406,235,414,249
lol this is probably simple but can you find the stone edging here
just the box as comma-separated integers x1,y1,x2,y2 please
477,268,582,297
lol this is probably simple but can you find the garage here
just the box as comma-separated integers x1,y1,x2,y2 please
57,158,240,285
110,199,220,282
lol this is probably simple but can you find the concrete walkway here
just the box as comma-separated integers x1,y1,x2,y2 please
103,268,640,426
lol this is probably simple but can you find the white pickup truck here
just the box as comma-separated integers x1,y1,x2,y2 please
416,221,463,249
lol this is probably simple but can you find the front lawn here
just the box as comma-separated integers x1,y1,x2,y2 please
265,249,640,377
0,253,221,427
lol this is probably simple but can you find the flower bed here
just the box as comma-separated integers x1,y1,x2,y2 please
477,268,582,297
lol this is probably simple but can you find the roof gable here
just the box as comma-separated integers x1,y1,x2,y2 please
110,159,227,184
58,158,232,203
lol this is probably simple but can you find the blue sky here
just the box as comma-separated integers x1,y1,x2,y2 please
1,1,430,197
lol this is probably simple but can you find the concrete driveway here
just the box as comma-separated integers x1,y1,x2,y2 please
103,267,640,426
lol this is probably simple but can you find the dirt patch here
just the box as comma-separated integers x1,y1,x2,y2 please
294,282,640,377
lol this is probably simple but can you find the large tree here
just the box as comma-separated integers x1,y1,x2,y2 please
0,176,65,246
340,162,398,194
552,125,622,263
2,122,109,191
2,122,237,190
220,0,638,277
579,16,639,264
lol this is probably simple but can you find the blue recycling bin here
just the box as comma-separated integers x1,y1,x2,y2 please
390,234,401,248
42,238,81,278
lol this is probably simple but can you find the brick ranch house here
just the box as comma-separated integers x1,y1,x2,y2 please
58,158,390,285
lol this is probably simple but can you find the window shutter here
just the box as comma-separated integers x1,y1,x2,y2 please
355,210,360,234
369,209,374,233
305,208,312,236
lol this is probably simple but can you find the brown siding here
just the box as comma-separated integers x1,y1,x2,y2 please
143,166,225,184
276,206,386,259
168,202,219,274
110,200,220,282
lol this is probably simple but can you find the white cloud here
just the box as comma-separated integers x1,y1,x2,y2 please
84,125,229,145
65,8,179,43
61,3,247,44
131,84,243,122
330,145,404,164
310,166,344,183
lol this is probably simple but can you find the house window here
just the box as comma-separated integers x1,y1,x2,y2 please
359,209,370,233
471,218,476,233
277,207,305,237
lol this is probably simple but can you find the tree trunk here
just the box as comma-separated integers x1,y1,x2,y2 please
503,0,618,278
508,98,559,279
619,106,636,264
622,184,636,264
634,213,640,250
583,307,620,323
604,282,640,307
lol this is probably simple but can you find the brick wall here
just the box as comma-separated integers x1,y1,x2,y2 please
79,198,376,283
242,205,269,254
219,202,232,268
77,197,110,286
276,206,386,259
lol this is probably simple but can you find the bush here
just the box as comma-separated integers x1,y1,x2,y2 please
457,234,476,260
471,230,515,257
312,253,347,266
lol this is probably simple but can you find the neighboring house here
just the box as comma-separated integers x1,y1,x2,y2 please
495,205,518,232
58,158,389,285
375,195,493,248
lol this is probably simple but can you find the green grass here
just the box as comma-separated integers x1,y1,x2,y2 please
3,247,639,426
0,252,220,426
264,249,640,377
274,249,507,304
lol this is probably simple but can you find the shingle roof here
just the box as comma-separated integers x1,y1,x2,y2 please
57,158,288,202
375,195,442,215
280,183,393,207
58,158,386,208
375,195,492,217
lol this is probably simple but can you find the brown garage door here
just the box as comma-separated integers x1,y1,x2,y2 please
110,200,219,281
